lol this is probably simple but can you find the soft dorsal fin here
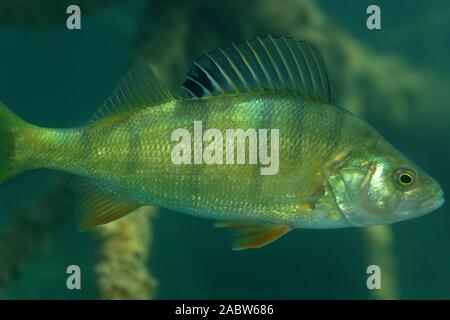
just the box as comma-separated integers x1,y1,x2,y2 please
215,221,291,250
91,60,173,122
72,179,141,230
182,35,331,102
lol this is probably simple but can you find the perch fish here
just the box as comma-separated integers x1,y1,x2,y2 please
0,36,444,250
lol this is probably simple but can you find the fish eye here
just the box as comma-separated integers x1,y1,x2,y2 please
396,169,416,188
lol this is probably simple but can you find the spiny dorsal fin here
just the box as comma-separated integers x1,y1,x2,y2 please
215,221,291,250
72,179,141,230
91,60,173,122
182,35,331,103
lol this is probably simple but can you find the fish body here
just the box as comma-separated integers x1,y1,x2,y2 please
0,36,444,249
23,96,359,228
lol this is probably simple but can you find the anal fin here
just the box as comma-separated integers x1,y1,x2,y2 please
72,179,140,230
215,221,291,250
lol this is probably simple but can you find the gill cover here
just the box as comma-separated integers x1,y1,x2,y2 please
327,157,374,227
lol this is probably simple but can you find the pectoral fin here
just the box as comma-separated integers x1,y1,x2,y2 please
72,180,140,230
215,221,291,250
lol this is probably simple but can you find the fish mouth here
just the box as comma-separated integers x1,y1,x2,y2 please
420,196,445,214
414,188,445,216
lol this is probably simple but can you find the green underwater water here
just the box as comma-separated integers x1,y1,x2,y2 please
0,0,449,299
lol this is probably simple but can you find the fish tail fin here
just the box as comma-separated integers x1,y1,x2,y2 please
0,101,30,182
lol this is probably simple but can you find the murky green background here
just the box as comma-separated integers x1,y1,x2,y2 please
0,0,448,299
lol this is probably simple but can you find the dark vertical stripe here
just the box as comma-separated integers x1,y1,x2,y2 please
188,99,210,207
126,124,140,179
292,100,307,163
328,106,347,160
80,127,97,170
250,96,274,202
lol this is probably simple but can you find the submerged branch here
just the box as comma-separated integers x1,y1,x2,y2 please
0,175,157,300
95,206,158,300
0,175,73,289
364,226,399,300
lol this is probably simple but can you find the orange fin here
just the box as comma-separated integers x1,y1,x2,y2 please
215,221,291,250
72,180,140,230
